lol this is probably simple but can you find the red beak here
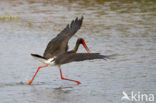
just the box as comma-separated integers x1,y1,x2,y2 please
82,40,91,53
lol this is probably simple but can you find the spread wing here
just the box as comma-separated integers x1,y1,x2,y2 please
55,53,112,65
43,16,84,59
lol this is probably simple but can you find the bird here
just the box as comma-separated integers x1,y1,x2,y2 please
27,16,112,85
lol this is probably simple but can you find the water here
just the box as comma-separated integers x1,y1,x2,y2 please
0,0,156,103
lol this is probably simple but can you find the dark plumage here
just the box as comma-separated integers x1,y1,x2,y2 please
27,16,114,85
55,53,110,65
31,54,46,59
43,16,83,59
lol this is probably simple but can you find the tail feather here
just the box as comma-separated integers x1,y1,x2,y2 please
31,53,47,63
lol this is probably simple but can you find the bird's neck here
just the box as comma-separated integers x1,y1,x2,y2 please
73,42,80,52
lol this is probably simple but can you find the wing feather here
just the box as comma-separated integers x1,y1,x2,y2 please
43,17,83,58
55,53,112,65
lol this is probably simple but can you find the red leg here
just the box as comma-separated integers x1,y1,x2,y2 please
27,65,48,85
58,66,81,85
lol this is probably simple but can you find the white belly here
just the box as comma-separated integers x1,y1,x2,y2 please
32,56,56,66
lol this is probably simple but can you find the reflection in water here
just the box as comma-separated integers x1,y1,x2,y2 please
29,85,73,102
0,0,156,103
52,87,73,100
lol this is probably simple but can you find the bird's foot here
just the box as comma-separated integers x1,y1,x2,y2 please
75,81,81,85
61,77,81,85
27,80,32,85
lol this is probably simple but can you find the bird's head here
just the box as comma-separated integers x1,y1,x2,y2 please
77,38,91,53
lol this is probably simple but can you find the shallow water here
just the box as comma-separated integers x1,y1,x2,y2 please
0,0,156,103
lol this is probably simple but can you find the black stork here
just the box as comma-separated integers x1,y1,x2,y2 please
27,16,111,85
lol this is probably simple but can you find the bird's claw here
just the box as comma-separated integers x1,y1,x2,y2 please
27,80,32,85
76,81,81,85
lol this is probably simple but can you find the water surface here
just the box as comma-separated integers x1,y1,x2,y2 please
0,0,156,103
